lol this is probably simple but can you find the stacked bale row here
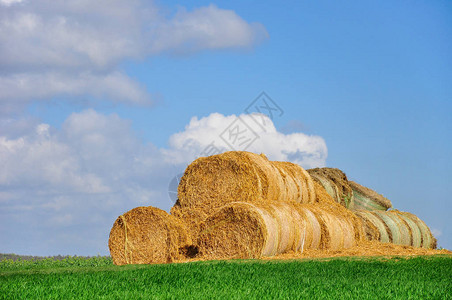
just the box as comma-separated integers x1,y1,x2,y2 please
197,201,360,260
108,151,437,265
174,152,365,260
354,210,436,249
173,151,317,239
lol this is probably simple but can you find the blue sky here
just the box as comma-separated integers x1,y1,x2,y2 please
1,0,451,255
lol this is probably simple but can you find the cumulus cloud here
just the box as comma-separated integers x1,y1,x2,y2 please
165,113,327,168
0,1,268,114
0,0,23,7
0,110,326,255
149,5,268,54
0,71,151,114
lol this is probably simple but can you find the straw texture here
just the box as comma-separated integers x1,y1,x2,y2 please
109,206,191,265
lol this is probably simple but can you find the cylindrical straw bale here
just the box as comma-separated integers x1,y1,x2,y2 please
177,152,317,218
109,206,191,265
177,152,264,211
197,202,306,259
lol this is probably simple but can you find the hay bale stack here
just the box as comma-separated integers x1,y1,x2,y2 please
177,151,316,217
197,202,307,260
109,206,191,265
308,168,354,208
349,181,392,211
198,199,362,260
353,210,436,249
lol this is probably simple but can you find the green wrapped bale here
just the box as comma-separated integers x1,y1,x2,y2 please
349,181,392,211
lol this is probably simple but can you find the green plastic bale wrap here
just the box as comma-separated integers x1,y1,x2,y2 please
398,211,437,249
391,211,422,248
349,181,392,211
353,210,389,243
376,211,411,246
307,168,354,208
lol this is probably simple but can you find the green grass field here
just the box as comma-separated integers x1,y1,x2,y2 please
1,255,451,299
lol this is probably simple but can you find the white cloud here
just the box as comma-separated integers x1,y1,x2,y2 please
0,110,325,255
149,4,268,54
0,0,23,7
0,1,268,114
164,113,327,168
0,71,151,109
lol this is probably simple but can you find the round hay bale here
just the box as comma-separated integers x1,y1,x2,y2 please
349,181,392,211
108,206,192,265
177,152,287,214
308,168,354,208
354,210,389,243
197,202,306,260
398,212,436,249
177,152,317,220
390,211,422,248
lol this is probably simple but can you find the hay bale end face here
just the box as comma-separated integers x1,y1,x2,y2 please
109,206,192,265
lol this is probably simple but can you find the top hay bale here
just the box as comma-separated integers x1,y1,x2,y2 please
109,206,192,265
307,168,354,208
176,151,316,216
349,181,392,211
